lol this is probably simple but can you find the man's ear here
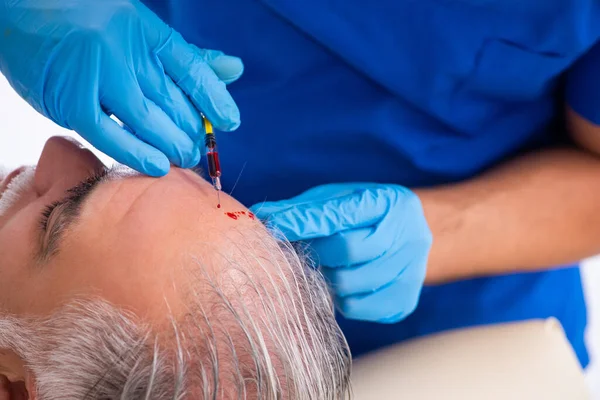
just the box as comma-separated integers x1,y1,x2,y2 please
0,375,9,400
0,374,28,399
24,373,35,400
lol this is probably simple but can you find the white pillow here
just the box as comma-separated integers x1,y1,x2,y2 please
351,319,589,399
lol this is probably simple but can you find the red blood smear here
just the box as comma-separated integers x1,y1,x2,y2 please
217,204,221,209
224,211,256,220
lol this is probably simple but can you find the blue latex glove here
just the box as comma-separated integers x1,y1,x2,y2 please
251,183,433,323
0,0,243,176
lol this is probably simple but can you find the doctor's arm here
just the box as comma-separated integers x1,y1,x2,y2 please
252,44,600,323
422,42,600,284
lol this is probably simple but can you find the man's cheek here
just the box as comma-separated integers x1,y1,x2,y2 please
0,223,37,302
0,257,29,313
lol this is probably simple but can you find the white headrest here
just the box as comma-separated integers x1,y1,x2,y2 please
350,319,589,399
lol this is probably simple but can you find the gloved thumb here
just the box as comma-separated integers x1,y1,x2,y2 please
197,48,244,85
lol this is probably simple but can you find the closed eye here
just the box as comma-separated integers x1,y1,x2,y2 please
37,168,109,261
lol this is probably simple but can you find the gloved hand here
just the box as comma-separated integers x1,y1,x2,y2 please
0,0,243,176
251,183,433,323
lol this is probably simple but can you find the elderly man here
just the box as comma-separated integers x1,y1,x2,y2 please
0,136,351,399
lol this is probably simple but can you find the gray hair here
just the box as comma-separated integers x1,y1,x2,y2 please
0,228,352,399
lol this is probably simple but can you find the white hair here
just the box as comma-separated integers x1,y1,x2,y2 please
0,228,352,399
0,166,35,217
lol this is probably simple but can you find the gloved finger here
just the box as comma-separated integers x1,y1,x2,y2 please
321,242,429,297
82,113,170,177
103,79,201,168
253,187,397,242
139,60,204,142
139,49,242,141
335,271,424,323
252,183,369,211
134,2,244,85
50,31,170,177
134,1,177,52
308,225,394,268
194,47,244,84
156,31,241,131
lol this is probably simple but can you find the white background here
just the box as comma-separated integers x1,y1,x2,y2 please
1,75,599,396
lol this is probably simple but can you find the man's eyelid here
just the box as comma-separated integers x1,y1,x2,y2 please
37,168,112,260
39,202,71,259
41,170,108,228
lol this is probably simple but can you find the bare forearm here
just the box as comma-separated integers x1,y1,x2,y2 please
418,147,600,284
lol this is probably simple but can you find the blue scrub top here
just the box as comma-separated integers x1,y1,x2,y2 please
144,0,600,367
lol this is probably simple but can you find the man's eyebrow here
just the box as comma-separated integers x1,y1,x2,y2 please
37,167,116,262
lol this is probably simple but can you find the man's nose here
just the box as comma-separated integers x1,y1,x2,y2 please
34,136,106,195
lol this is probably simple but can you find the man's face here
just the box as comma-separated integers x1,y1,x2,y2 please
0,136,257,323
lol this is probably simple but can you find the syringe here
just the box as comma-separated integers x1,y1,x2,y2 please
202,116,222,206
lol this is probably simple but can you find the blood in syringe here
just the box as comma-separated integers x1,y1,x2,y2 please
206,151,221,179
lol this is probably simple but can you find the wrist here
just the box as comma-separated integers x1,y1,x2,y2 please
414,185,471,285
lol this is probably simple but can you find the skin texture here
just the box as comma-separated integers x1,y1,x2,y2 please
421,107,600,284
0,136,261,389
